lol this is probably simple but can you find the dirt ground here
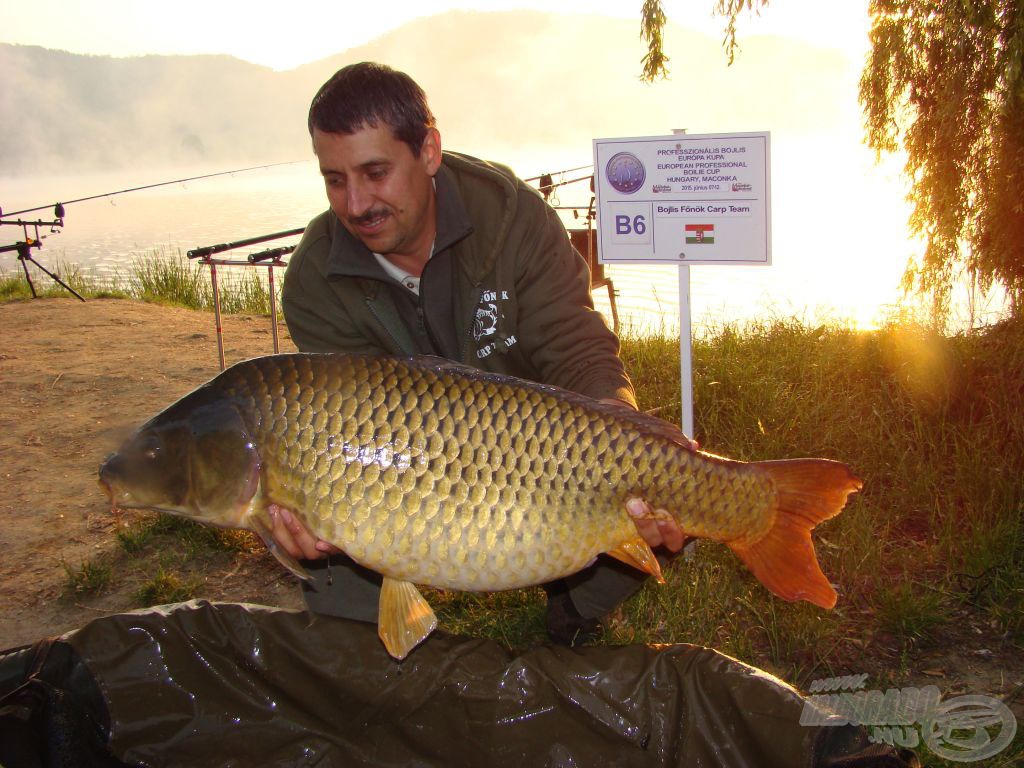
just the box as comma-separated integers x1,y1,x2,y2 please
0,297,302,649
2,297,1021,735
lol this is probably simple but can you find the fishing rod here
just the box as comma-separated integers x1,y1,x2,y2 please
4,161,305,217
187,227,305,260
0,203,84,301
531,168,594,206
524,164,592,184
541,173,594,190
1,162,301,300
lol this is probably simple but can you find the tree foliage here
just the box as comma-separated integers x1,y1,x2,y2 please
641,1,671,81
640,1,1024,318
640,0,769,81
860,0,1024,317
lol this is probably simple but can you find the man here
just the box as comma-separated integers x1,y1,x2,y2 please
275,62,686,645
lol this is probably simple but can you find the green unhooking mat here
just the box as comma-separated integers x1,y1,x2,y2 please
0,601,918,767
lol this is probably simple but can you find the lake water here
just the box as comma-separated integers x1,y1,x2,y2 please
0,159,1005,334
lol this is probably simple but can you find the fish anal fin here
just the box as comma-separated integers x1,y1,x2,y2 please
608,538,666,584
379,577,438,660
249,510,311,582
730,459,863,609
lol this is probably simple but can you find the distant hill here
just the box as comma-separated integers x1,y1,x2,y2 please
0,11,857,175
0,46,304,174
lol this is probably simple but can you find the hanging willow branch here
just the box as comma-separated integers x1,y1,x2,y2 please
641,0,670,81
639,0,770,82
716,0,767,65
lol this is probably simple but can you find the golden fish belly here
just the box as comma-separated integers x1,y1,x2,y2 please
220,354,777,590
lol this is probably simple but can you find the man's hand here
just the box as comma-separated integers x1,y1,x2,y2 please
267,504,341,560
595,397,696,553
626,499,687,552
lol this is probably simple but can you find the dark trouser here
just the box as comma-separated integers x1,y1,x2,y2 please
300,553,657,622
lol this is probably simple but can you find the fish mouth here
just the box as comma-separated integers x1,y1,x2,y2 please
97,463,139,511
98,459,118,504
98,476,130,509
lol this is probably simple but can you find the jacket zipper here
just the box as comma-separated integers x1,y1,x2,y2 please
416,302,444,356
365,297,409,354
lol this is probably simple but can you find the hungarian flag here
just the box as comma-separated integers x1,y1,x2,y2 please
685,224,715,244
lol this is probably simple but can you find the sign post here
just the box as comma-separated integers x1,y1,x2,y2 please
593,132,771,436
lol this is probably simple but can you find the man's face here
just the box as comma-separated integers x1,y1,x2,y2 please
313,124,441,260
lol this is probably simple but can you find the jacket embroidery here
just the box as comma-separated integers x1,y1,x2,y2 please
474,289,516,358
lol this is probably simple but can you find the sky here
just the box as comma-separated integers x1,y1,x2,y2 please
4,0,872,71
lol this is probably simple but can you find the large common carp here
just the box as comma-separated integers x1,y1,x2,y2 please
99,353,861,659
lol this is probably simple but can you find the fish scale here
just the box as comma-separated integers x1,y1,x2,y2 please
100,352,863,659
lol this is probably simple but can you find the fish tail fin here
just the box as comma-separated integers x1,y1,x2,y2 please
728,459,862,609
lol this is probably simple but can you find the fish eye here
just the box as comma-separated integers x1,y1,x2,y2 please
138,433,161,461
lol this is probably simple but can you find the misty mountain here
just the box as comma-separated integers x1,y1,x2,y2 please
0,11,857,176
0,46,305,174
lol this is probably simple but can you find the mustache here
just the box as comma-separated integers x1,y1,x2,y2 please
351,209,390,226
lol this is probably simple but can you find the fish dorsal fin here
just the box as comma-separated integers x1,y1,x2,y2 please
391,354,696,450
249,510,311,582
379,577,438,660
608,538,666,584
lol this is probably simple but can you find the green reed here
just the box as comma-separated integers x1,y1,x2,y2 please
1,247,279,315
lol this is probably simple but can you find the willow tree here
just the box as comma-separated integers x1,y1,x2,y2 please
641,1,1024,318
860,1,1024,317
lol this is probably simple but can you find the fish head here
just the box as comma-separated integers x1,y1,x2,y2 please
99,395,261,528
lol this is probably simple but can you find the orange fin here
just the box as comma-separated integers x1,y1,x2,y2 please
730,459,862,609
608,538,666,584
378,577,438,661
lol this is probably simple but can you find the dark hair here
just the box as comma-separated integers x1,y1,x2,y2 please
308,62,436,156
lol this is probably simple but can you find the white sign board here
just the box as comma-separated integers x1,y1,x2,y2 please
594,132,771,265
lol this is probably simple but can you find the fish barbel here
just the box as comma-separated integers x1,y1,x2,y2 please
99,354,862,659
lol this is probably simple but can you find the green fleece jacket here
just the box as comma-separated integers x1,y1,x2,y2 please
282,151,636,407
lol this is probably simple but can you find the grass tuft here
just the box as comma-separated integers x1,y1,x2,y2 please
136,567,201,607
119,513,259,557
61,557,113,596
875,581,949,643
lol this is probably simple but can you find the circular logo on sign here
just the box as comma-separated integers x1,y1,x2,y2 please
605,152,645,194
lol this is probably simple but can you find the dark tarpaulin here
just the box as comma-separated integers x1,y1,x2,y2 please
0,601,918,767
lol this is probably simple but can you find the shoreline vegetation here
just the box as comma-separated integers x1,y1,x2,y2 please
1,249,280,315
5,253,1022,758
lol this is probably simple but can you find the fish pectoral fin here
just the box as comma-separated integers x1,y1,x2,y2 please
378,578,438,661
608,538,666,584
249,511,312,581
